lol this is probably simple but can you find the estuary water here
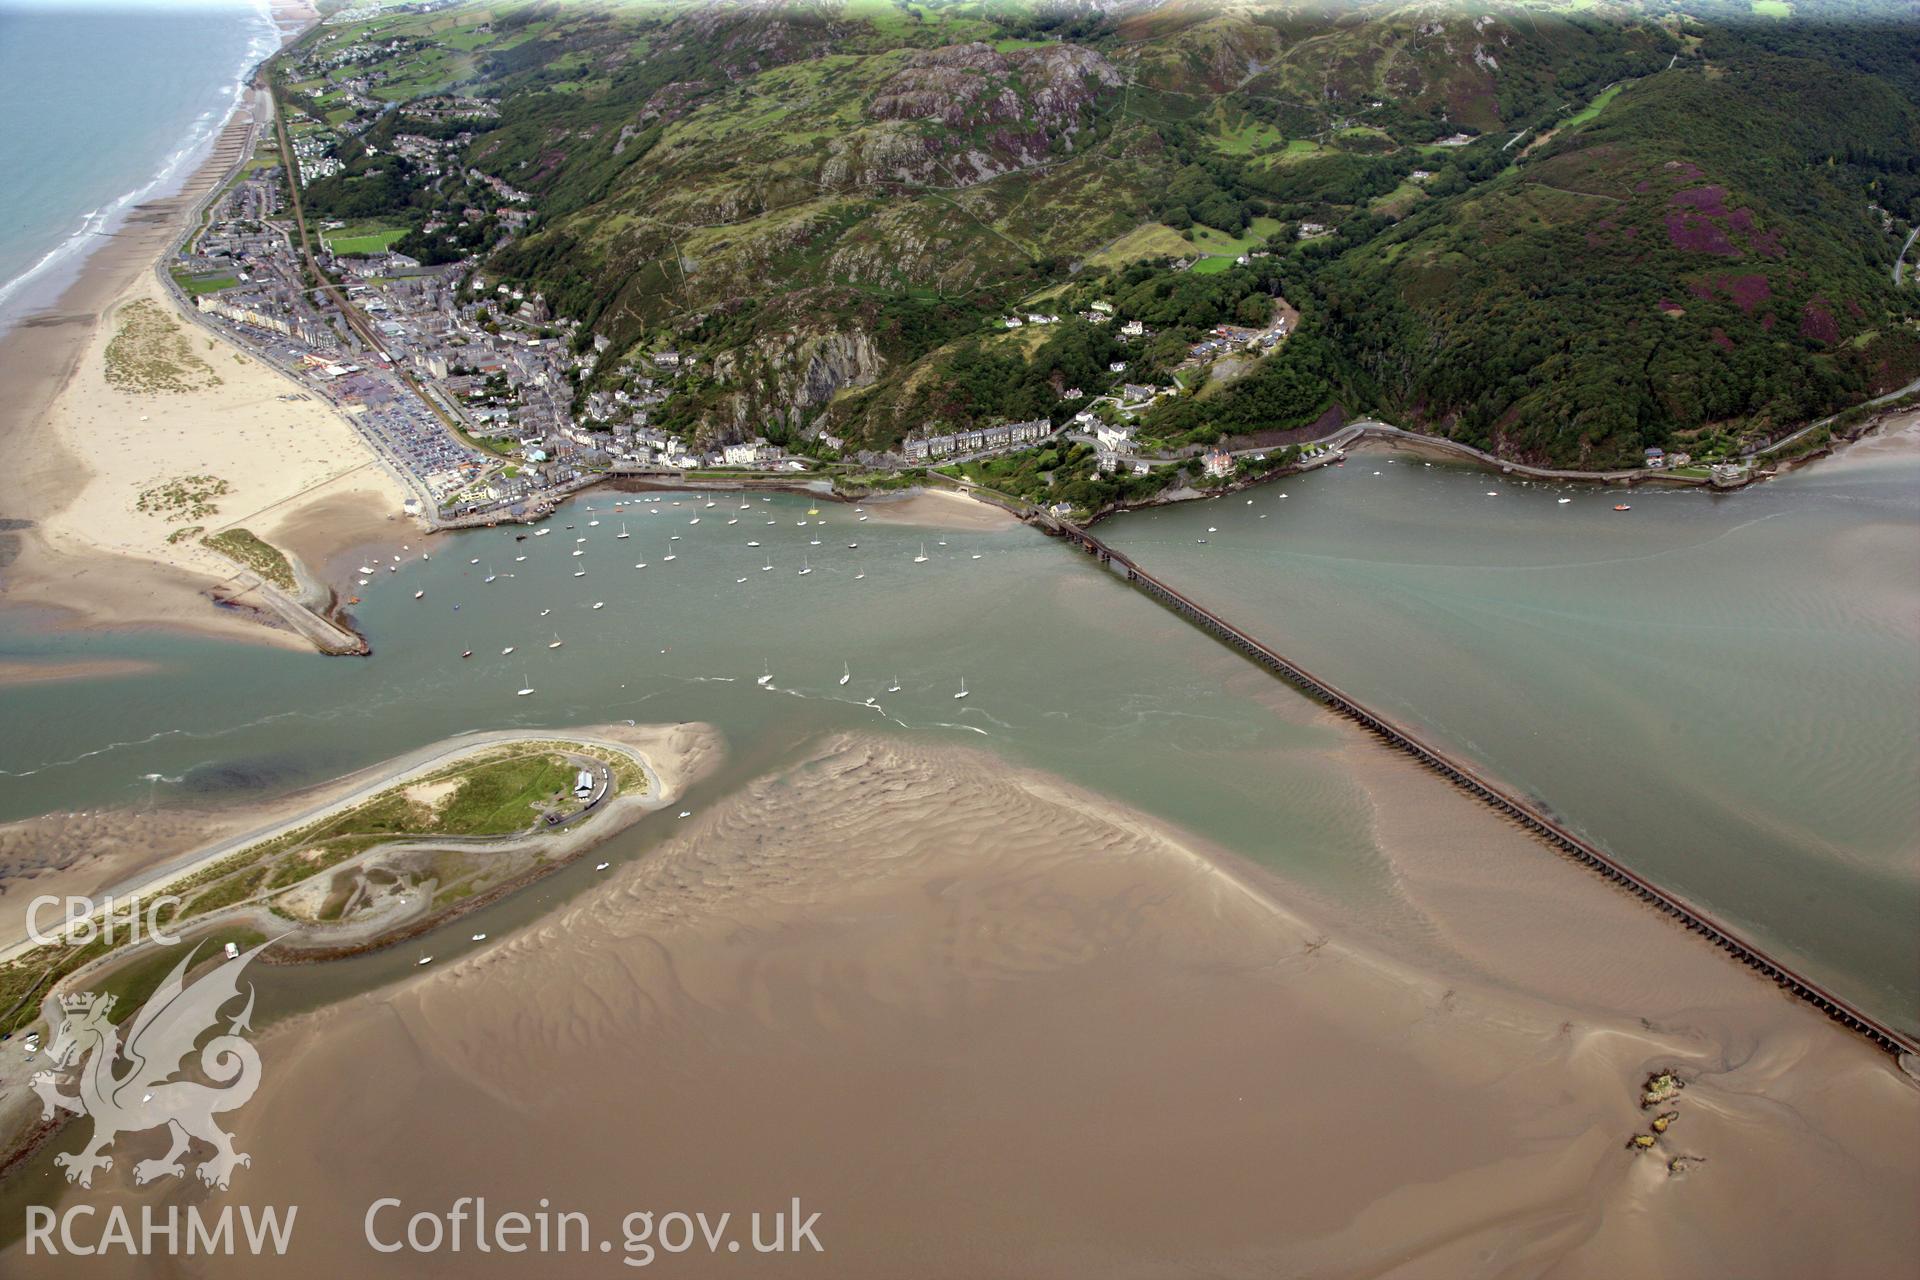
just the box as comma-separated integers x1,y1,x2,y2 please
0,443,1915,1035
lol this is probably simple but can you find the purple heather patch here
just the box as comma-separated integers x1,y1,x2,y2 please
1666,211,1739,256
1799,297,1840,344
1670,185,1729,213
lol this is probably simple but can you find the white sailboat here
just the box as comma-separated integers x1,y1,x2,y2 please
617,522,630,539
484,564,497,582
839,662,851,686
747,540,761,547
516,672,534,696
535,528,550,536
797,557,812,576
953,677,970,700
690,517,700,525
573,568,586,577
502,645,515,655
888,676,901,693
413,590,425,599
913,543,929,563
548,633,563,649
663,544,676,562
592,601,605,610
761,554,772,571
757,662,773,687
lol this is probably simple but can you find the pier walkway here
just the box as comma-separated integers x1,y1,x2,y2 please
1020,501,1916,1059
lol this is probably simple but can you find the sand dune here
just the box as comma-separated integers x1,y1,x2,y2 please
12,733,1909,1277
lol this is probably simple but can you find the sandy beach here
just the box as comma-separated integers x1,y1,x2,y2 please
853,485,1023,530
6,724,1908,1277
0,2,405,652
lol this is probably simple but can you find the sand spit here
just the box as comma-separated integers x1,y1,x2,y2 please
13,734,1907,1277
0,658,161,688
0,723,722,1186
0,723,721,956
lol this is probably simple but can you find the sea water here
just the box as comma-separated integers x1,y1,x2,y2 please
0,0,277,330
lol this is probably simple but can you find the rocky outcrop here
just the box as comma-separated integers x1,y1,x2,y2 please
707,326,887,437
869,42,1122,127
861,42,1123,186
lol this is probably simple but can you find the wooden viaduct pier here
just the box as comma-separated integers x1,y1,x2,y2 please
1032,507,1917,1060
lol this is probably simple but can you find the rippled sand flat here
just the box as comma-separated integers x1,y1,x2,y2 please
12,733,1910,1278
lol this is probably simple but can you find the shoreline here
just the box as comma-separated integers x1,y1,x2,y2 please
0,0,405,657
0,721,722,1178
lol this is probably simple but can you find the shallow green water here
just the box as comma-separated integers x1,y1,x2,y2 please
1,454,1914,1034
1100,449,1920,1031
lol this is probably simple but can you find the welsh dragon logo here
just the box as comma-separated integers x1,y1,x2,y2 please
30,942,266,1190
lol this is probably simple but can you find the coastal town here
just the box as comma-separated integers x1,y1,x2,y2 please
143,0,1801,543
170,131,1322,530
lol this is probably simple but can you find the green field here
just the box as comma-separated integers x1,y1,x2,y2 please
1211,121,1287,155
170,269,238,295
324,226,409,255
1188,256,1235,274
1187,217,1283,257
1565,82,1624,128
